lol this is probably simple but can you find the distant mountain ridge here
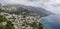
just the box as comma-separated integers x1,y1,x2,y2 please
2,4,54,17
0,3,1,6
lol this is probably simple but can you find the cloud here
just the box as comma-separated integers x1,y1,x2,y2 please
43,0,60,14
0,0,45,8
27,0,40,2
0,0,60,14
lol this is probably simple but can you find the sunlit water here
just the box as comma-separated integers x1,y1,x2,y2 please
39,14,60,29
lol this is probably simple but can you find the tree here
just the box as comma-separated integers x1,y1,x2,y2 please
0,15,14,29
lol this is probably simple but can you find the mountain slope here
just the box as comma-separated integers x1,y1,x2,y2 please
2,4,54,17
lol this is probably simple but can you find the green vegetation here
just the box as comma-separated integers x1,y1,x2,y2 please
0,15,7,22
38,23,43,29
0,7,29,15
0,7,44,29
0,15,14,29
7,8,29,15
6,21,14,29
30,22,43,29
0,8,5,12
20,15,43,29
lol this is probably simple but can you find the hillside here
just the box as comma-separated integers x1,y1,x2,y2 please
0,4,55,29
2,4,54,17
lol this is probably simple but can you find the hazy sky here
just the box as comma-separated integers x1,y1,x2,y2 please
0,0,60,14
